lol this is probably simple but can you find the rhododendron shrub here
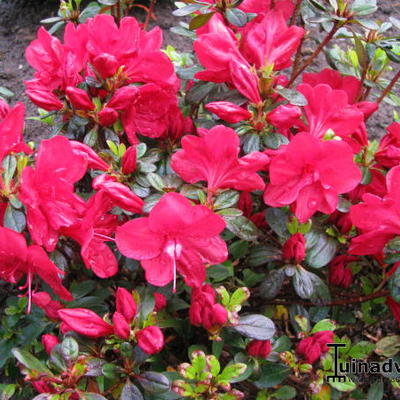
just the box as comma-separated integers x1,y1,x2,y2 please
1,0,400,399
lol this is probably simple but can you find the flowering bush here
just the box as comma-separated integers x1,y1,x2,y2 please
1,0,400,399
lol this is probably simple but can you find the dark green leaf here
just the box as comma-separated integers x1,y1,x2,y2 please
305,230,337,268
98,0,118,4
214,190,239,210
189,12,215,30
265,208,289,238
389,267,400,302
121,381,144,400
233,314,276,340
254,363,291,388
61,337,79,361
81,394,108,400
260,269,285,299
224,215,259,241
138,372,170,393
248,244,281,267
273,385,297,399
351,0,377,16
173,4,207,17
275,88,308,106
368,380,383,400
225,8,248,27
11,348,52,375
4,205,26,233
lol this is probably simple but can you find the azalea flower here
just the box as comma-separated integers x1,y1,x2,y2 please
264,133,361,222
350,165,400,255
296,331,334,364
171,125,269,194
375,122,400,168
115,192,228,290
0,226,73,312
19,136,87,252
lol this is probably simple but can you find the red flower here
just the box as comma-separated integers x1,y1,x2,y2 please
329,255,356,288
350,165,400,255
282,233,306,263
25,86,64,111
121,146,137,175
206,101,251,124
32,292,64,320
171,125,269,193
116,287,137,323
20,136,87,251
135,326,165,355
239,0,295,19
154,293,167,311
240,11,303,71
296,331,334,364
115,192,228,289
70,141,109,171
41,334,59,354
0,227,73,310
58,308,114,338
375,123,400,168
189,284,228,331
246,340,272,358
264,133,361,222
112,312,131,340
66,86,95,111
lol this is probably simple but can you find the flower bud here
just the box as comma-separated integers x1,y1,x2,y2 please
112,312,130,339
32,292,63,320
136,325,165,355
116,287,137,323
92,53,119,78
205,101,251,124
266,104,302,130
58,308,114,338
26,89,63,111
154,292,167,312
98,107,119,127
282,233,306,263
70,141,109,171
66,86,95,111
121,145,137,175
107,86,138,111
41,334,59,354
296,330,334,364
246,339,272,358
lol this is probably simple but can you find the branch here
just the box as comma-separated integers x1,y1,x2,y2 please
376,69,400,105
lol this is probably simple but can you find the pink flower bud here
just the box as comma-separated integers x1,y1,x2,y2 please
58,308,114,338
266,104,302,130
92,53,119,78
32,380,55,394
154,293,167,312
282,233,306,263
98,107,119,127
66,86,95,111
32,292,63,320
113,312,130,339
41,334,59,354
92,174,118,190
116,287,137,323
246,340,272,358
206,101,251,124
70,141,109,171
121,145,137,175
136,325,164,355
296,331,334,364
26,89,63,111
107,86,139,111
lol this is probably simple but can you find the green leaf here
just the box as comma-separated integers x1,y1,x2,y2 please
173,4,206,17
348,341,375,359
368,380,383,400
61,337,79,361
217,363,247,383
225,8,248,27
293,268,315,299
305,229,337,268
214,190,239,210
189,12,215,30
98,0,118,4
254,363,291,388
375,336,400,357
351,0,377,15
83,128,98,147
275,88,308,106
120,381,144,400
259,269,285,299
328,377,356,392
242,133,261,153
233,314,276,340
137,372,170,393
265,208,289,238
389,267,400,302
248,244,281,267
224,215,259,241
207,261,234,282
2,155,17,186
273,385,297,399
311,319,336,333
4,205,26,233
230,287,250,307
0,384,16,400
146,173,164,191
81,394,108,400
11,348,52,375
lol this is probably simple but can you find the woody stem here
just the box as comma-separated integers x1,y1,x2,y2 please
289,0,303,26
288,22,342,86
263,289,389,307
376,68,400,105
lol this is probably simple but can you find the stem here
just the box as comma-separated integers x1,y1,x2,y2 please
289,0,303,26
288,22,342,86
263,289,389,307
144,0,157,31
376,68,400,105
